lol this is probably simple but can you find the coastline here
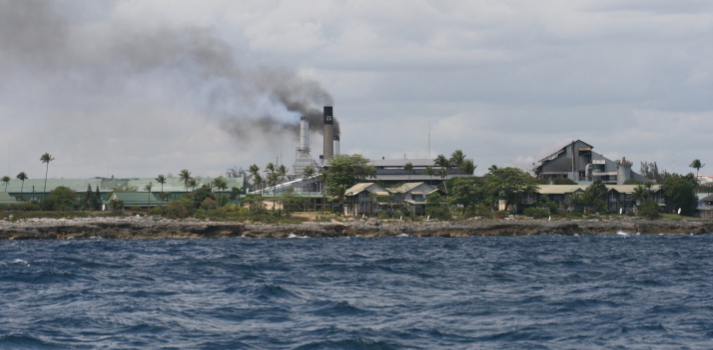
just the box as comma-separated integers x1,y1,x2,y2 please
1,217,712,240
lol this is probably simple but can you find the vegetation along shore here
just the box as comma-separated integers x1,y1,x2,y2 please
1,215,712,240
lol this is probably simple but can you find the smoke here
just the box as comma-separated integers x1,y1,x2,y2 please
0,0,338,145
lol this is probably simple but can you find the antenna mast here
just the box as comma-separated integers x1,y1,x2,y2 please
428,121,431,159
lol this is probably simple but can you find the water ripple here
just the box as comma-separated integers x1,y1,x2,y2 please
2,235,713,349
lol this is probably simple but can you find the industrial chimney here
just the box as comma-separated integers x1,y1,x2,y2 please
299,116,309,153
333,135,340,156
323,106,334,161
292,116,315,176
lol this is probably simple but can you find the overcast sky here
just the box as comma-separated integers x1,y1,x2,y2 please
1,0,713,179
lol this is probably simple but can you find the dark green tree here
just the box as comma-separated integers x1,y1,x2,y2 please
483,167,539,211
661,173,698,215
689,159,705,192
81,184,94,210
16,172,28,197
449,150,466,176
93,185,102,210
404,162,415,182
450,177,482,214
581,180,608,213
1,176,9,192
47,186,77,211
40,153,55,207
155,175,167,204
324,154,376,203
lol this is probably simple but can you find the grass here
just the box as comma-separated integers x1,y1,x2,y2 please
660,213,700,221
0,211,128,222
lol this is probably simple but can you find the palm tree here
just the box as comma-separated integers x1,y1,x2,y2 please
187,178,198,192
247,164,260,193
404,162,415,182
16,172,28,198
488,165,498,174
690,159,705,192
424,166,435,186
144,182,153,207
179,170,192,191
155,175,166,203
252,173,264,195
213,177,228,207
438,167,449,198
460,160,476,176
1,176,10,192
264,162,276,194
277,165,288,186
40,153,55,206
303,165,315,180
449,150,466,176
435,154,451,196
632,184,647,210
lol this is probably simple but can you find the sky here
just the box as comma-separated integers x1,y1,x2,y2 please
1,0,713,179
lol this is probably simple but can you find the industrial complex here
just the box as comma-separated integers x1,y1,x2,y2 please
3,105,705,217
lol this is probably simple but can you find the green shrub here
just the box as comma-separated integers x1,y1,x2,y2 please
200,198,218,210
109,199,124,212
492,211,508,219
219,204,243,213
0,203,42,212
131,206,142,213
165,201,189,219
524,207,549,218
426,206,451,220
638,200,661,219
378,211,391,219
147,207,164,216
553,178,577,185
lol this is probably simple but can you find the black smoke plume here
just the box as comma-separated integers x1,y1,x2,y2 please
0,0,338,144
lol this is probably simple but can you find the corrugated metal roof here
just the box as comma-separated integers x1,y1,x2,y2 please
607,185,662,194
537,184,663,195
345,183,375,196
537,185,586,195
388,182,427,194
370,158,473,168
110,192,162,205
0,192,21,204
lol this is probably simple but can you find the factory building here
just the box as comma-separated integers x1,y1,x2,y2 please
533,140,651,185
369,158,476,185
1,177,243,206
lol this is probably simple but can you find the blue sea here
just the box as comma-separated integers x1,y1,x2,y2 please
2,234,713,349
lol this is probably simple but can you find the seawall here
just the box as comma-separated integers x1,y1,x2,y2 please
1,217,712,240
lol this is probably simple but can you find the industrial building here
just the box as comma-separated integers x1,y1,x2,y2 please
525,184,665,213
534,140,651,184
1,177,243,208
369,158,475,185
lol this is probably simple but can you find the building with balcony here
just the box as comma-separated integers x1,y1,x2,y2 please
533,140,652,185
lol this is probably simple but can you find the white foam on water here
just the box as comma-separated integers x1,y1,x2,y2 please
12,259,30,267
636,232,641,236
397,233,409,237
287,233,309,239
616,231,630,236
573,234,579,237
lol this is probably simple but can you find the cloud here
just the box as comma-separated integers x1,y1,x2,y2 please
2,0,713,179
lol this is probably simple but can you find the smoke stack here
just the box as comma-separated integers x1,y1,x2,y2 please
323,106,334,160
333,135,340,156
299,116,309,152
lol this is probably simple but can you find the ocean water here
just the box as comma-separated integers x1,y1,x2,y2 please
1,234,713,349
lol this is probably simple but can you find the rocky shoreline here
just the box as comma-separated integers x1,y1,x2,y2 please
1,216,712,240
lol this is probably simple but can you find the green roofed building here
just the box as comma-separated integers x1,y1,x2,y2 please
0,192,21,205
2,177,244,204
109,192,163,209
